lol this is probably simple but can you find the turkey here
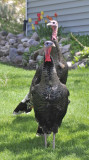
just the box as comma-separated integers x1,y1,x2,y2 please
13,20,68,115
31,41,69,148
47,20,68,84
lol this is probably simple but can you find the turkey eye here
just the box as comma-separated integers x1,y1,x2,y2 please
53,22,55,24
47,43,48,45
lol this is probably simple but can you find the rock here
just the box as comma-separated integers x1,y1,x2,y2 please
17,47,25,55
0,35,6,40
60,44,71,54
14,55,23,64
23,42,30,47
28,59,36,69
31,32,40,41
7,33,15,39
72,62,79,69
75,51,82,56
22,59,28,66
31,48,44,60
59,37,69,44
24,47,29,53
0,31,8,36
9,39,16,45
13,43,18,48
63,52,71,61
9,48,18,62
0,47,9,57
67,61,72,68
72,58,88,69
0,56,10,63
28,39,39,46
17,33,24,39
79,63,85,68
21,37,29,43
18,44,23,48
36,55,43,62
5,42,9,46
0,40,6,46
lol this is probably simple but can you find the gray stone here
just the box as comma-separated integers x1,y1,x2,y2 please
72,59,88,69
59,37,70,44
36,55,43,62
0,56,10,63
0,35,6,40
22,59,28,66
9,48,18,62
75,51,82,56
31,48,44,60
17,47,25,55
23,42,30,47
24,47,29,53
5,42,9,46
29,59,35,64
67,61,72,68
7,33,15,39
28,39,39,46
14,55,23,64
13,43,18,48
79,63,85,68
63,52,71,61
31,32,40,41
60,44,71,54
18,44,23,48
0,40,6,46
0,31,8,36
28,59,36,69
0,47,9,57
21,37,29,43
17,33,24,39
9,39,16,45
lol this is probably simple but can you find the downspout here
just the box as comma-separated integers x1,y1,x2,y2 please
26,0,28,36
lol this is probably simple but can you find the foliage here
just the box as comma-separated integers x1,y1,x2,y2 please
73,47,89,62
1,0,25,21
0,63,89,160
23,42,43,63
0,17,23,34
36,23,52,38
0,1,16,21
62,34,89,60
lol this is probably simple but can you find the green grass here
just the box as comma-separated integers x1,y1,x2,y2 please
0,63,89,160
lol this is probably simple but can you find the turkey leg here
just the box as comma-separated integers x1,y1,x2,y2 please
44,133,47,148
53,133,55,149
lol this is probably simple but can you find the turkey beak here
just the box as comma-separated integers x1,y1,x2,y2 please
47,22,52,26
52,43,56,47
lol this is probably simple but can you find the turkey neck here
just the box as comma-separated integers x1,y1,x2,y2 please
51,27,62,62
51,40,61,62
40,59,60,86
52,26,58,41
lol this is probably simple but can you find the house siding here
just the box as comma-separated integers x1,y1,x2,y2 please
26,0,89,35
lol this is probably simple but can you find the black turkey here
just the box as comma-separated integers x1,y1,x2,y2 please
31,41,69,148
13,20,68,117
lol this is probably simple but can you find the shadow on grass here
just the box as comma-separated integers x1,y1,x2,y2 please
0,117,89,160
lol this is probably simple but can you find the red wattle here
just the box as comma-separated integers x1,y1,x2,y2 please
45,47,52,62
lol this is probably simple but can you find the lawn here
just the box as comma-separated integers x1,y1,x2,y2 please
0,63,89,160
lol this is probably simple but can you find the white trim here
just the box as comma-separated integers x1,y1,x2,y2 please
26,0,28,36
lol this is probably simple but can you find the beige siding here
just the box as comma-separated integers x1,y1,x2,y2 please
26,0,89,35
